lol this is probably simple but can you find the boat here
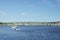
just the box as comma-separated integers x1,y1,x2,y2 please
15,28,21,31
11,25,21,31
12,26,16,29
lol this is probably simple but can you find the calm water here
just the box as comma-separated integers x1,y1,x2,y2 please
0,25,60,40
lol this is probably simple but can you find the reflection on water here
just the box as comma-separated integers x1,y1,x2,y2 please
0,26,60,40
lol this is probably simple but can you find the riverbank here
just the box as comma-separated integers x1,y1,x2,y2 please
0,22,60,26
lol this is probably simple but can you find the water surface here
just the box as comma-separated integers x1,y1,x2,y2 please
0,25,60,40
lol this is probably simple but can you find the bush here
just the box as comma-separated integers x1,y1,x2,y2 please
0,22,3,25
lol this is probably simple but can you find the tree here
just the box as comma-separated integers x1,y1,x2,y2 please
0,22,3,25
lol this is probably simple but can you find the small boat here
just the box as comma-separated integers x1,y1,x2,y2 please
12,25,21,31
12,26,16,29
15,28,21,31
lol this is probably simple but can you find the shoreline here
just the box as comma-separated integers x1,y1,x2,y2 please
0,25,60,27
0,22,60,26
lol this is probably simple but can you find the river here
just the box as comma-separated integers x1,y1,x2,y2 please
0,25,60,40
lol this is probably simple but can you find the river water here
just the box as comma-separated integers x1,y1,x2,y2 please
0,25,60,40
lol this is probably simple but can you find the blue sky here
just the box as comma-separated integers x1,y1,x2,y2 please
0,0,60,22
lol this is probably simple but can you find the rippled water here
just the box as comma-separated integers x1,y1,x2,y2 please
0,25,60,40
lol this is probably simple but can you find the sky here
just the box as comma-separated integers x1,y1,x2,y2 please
0,0,60,22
